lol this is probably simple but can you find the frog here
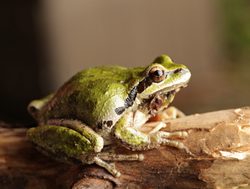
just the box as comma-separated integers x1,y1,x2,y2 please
27,54,191,177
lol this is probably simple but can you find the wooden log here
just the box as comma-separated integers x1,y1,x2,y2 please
1,107,250,189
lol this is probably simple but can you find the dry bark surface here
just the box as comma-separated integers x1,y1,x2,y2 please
1,107,250,189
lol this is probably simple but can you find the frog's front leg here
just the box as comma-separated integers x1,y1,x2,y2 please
114,112,191,154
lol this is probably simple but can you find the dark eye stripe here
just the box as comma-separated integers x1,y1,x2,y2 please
115,107,125,115
115,67,166,115
115,86,138,115
137,77,152,93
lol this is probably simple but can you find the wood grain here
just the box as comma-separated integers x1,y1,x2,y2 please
1,107,250,189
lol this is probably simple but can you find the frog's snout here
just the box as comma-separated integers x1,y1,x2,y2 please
170,66,191,87
173,65,191,76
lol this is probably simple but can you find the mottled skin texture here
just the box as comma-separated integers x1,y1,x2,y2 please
27,55,191,177
36,66,142,127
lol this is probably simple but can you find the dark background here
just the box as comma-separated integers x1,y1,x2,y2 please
0,1,46,123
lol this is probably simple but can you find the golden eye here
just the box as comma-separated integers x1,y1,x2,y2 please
149,66,165,83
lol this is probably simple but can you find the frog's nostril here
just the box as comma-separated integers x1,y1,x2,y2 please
173,68,182,74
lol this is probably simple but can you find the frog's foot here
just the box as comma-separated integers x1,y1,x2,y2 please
142,121,187,137
164,106,186,119
27,94,54,119
155,130,188,138
82,153,144,177
93,157,121,177
151,130,193,156
97,152,144,161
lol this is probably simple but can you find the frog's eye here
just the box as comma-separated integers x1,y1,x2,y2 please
148,66,165,83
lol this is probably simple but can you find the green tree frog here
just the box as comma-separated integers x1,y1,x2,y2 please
27,54,191,177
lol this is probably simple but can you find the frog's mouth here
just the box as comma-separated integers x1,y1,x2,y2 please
132,86,184,129
146,85,186,116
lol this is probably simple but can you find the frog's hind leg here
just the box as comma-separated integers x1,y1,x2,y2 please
27,125,104,160
91,153,144,177
46,119,104,153
27,119,138,177
27,119,104,165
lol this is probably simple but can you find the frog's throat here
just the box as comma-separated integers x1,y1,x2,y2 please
140,88,177,116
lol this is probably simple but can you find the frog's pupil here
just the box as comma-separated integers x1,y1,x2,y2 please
154,70,163,77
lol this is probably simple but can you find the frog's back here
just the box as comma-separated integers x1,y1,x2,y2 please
38,66,134,128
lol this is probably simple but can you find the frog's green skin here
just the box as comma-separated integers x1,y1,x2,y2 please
27,54,191,177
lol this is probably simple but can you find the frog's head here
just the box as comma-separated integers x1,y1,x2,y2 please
136,54,191,114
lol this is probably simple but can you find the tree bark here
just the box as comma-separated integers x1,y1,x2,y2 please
1,107,250,189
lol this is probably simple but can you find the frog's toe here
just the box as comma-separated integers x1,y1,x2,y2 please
164,106,186,119
151,131,193,155
93,157,121,177
155,130,189,139
97,152,144,161
161,138,194,156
